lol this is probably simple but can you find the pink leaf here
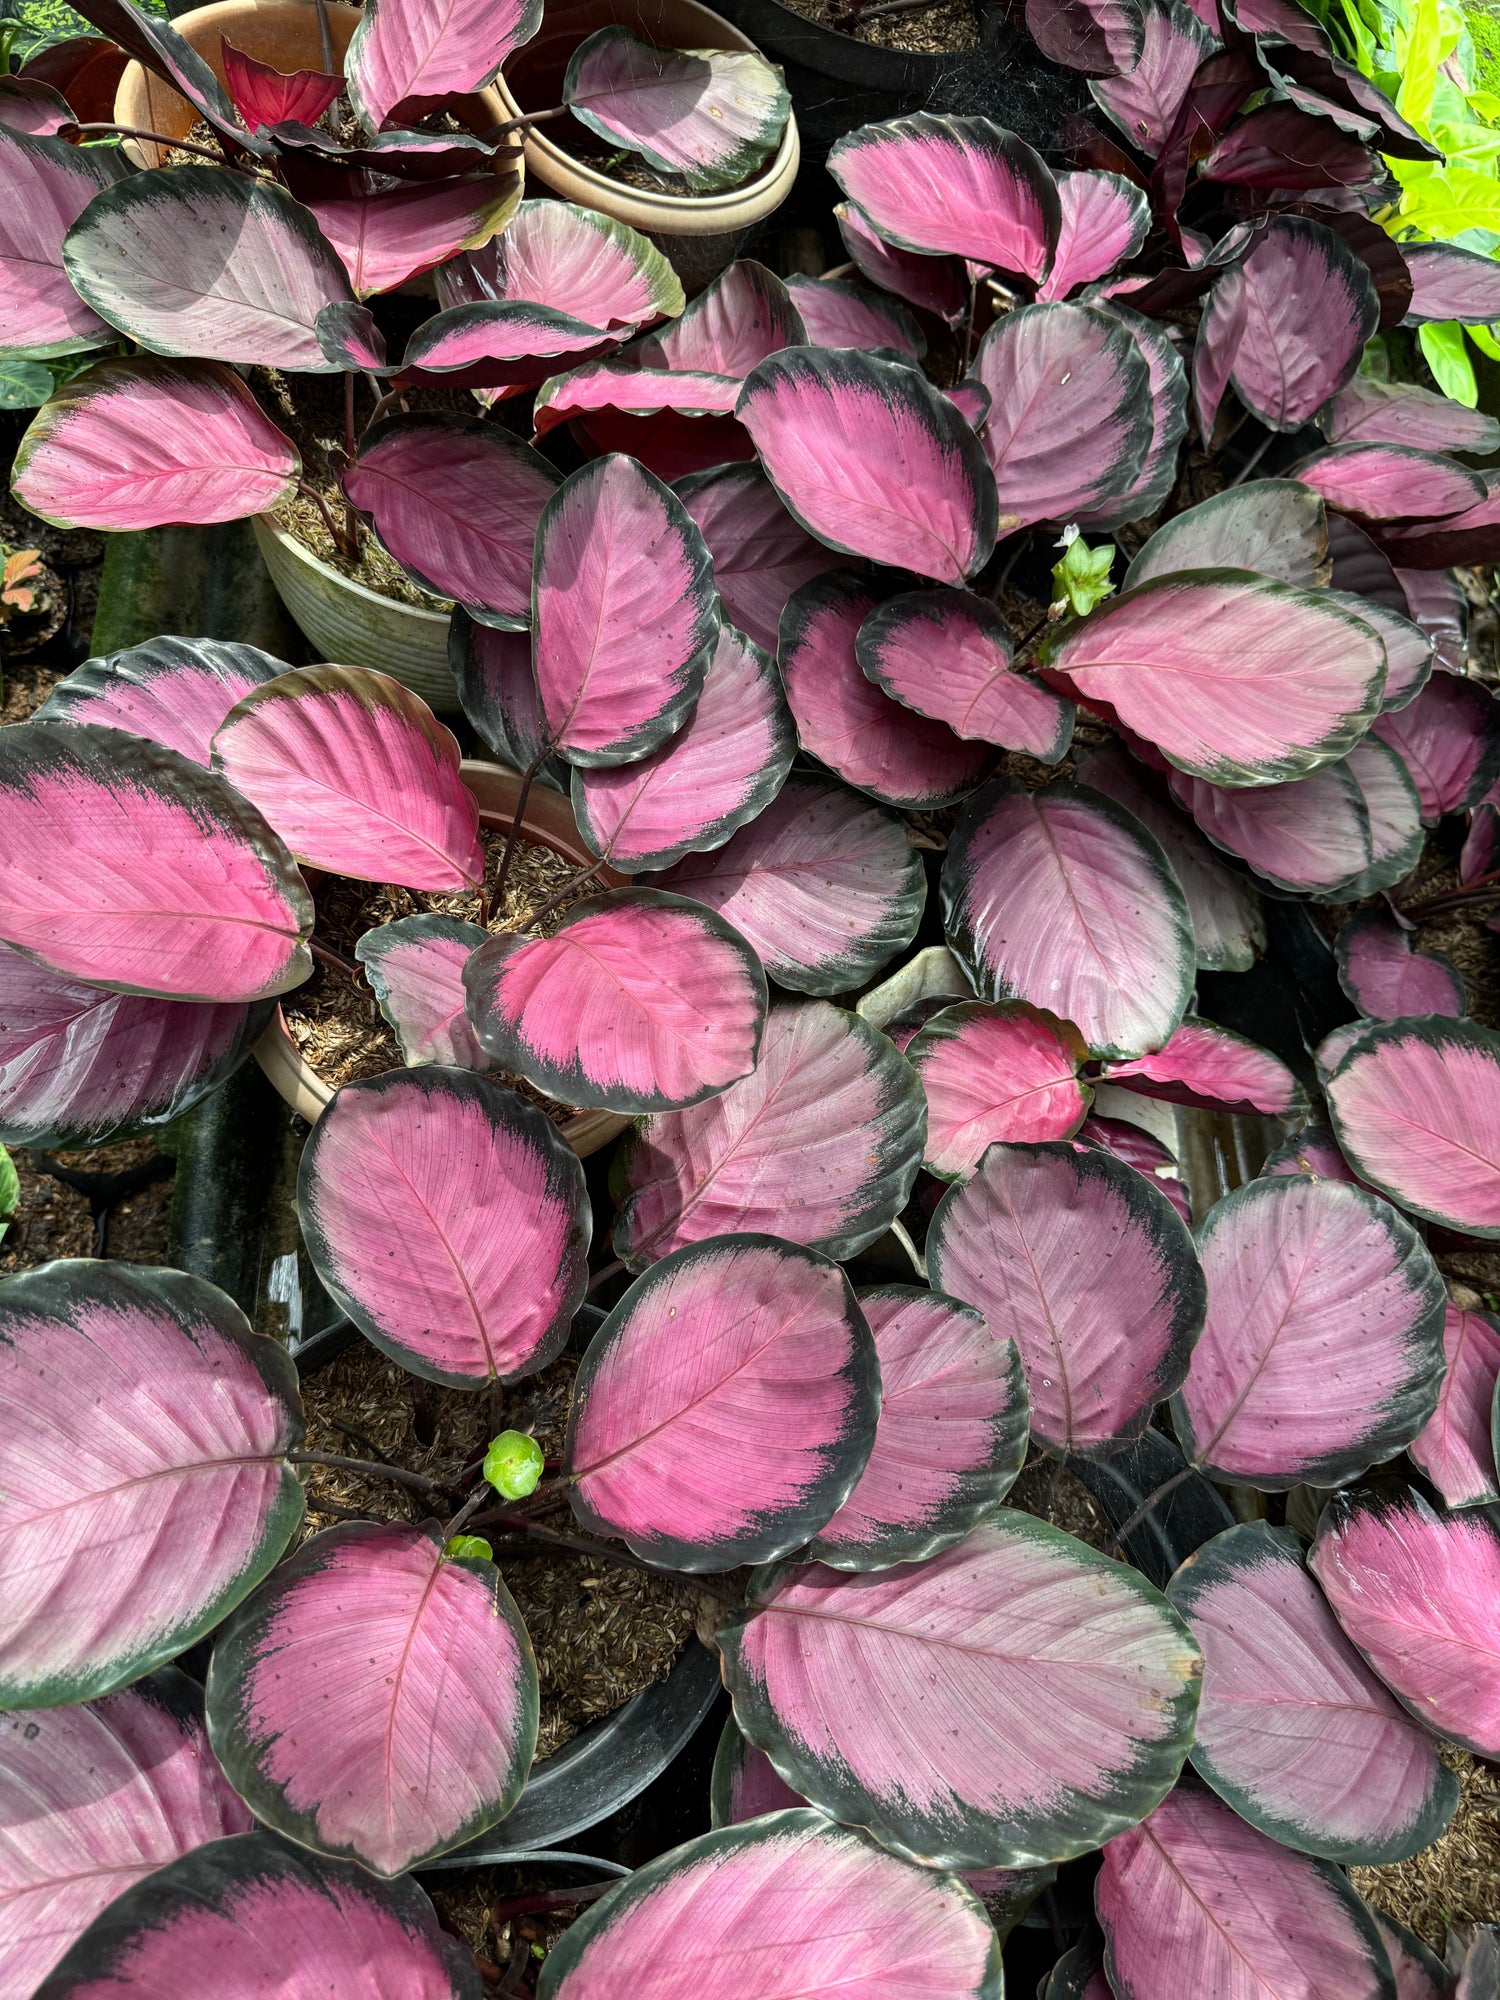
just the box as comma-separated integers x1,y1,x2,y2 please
612,998,926,1269
1079,1114,1191,1221
299,170,520,298
737,347,999,583
448,617,552,774
1175,1174,1446,1486
1336,907,1464,1019
674,464,844,655
710,1720,807,1825
1295,443,1486,524
1090,0,1218,156
12,356,299,532
0,74,74,135
658,774,925,996
908,1002,1091,1178
205,1523,536,1876
355,914,490,1069
1261,1124,1359,1184
1373,674,1500,823
0,126,126,358
942,779,1195,1060
567,1237,878,1569
1036,170,1150,298
1373,1918,1453,2000
636,259,803,377
833,198,968,323
1071,302,1189,532
784,273,924,358
297,1068,589,1386
1402,241,1500,323
1330,593,1435,717
1125,477,1330,588
718,1513,1201,1867
438,200,683,333
1398,567,1466,678
400,301,617,388
0,721,310,1003
1167,1521,1459,1862
1410,1302,1500,1509
1324,376,1500,456
345,0,541,131
804,1286,1029,1568
220,38,339,129
315,299,389,371
1101,1016,1308,1116
1170,760,1374,894
1027,0,1146,74
929,1139,1204,1454
779,573,995,807
0,1263,303,1708
35,634,284,765
213,666,483,892
532,360,747,479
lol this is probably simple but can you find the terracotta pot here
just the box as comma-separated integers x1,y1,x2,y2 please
493,0,799,289
254,761,631,1158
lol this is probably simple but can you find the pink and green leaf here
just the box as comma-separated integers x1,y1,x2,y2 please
1372,674,1500,824
1079,1114,1192,1221
1089,0,1217,155
710,1717,806,1825
1036,169,1150,299
0,125,128,359
1323,375,1500,456
1101,1017,1308,1117
345,0,542,131
440,200,683,332
1124,478,1330,589
635,259,803,378
1401,241,1500,323
1295,443,1485,524
1336,907,1464,1019
298,168,521,299
674,463,844,655
784,273,924,358
1071,302,1188,532
833,197,968,323
34,634,284,766
1026,0,1147,72
1170,760,1375,896
1410,1303,1500,1509
355,914,491,1070
448,616,554,775
908,1002,1091,1179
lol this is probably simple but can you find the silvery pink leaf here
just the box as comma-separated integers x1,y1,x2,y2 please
674,463,843,654
0,721,310,1003
400,302,616,388
298,1068,588,1386
0,1671,251,1998
297,170,521,299
804,1286,1028,1569
1311,1486,1500,1758
1074,745,1264,971
711,1718,806,1825
1170,762,1373,894
0,75,75,136
1026,0,1146,73
612,999,925,1269
971,301,1152,530
1200,102,1376,187
929,1139,1205,1454
212,666,482,892
62,167,353,371
941,779,1195,1060
439,200,683,332
657,774,925,996
0,1262,303,1708
1261,1124,1359,1182
220,39,339,129
34,634,284,765
1456,1935,1500,2000
0,127,130,358
345,0,541,132
1124,478,1330,588
1195,217,1379,435
1167,1521,1458,1863
737,347,998,583
1322,592,1433,717
856,587,1074,760
1402,242,1500,324
571,623,794,870
1398,567,1467,678
465,889,765,1115
0,942,271,1148
833,199,968,324
1336,907,1464,1019
827,113,1060,279
564,30,789,194
448,616,556,776
1045,571,1386,786
1324,376,1500,456
945,378,992,426
315,300,388,371
1175,1175,1446,1487
1090,0,1217,156
1336,736,1425,898
1097,1785,1399,2000
636,259,803,377
343,416,559,631
354,914,490,1070
1079,1114,1192,1222
719,1513,1201,1868
1071,302,1189,530
31,1832,479,2000
532,453,719,766
1372,674,1500,823
1374,1917,1453,2000
1410,1302,1500,1509
1295,444,1486,524
566,1236,877,1569
1325,1017,1500,1236
1036,171,1150,299
784,273,924,359
11,356,299,532
205,1523,537,1876
1316,1020,1376,1083
779,573,995,808
1100,1014,1306,1116
907,1003,1091,1178
536,1813,1001,2000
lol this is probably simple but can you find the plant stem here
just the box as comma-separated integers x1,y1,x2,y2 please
491,105,574,135
1398,867,1500,919
288,1449,448,1498
961,271,980,373
585,1258,625,1296
310,938,362,981
520,859,604,931
472,1508,745,1603
443,1486,490,1539
313,0,334,72
1106,1462,1198,1555
298,482,359,564
490,752,547,916
69,121,241,165
367,387,408,430
343,370,357,463
490,1883,617,1927
1229,430,1273,487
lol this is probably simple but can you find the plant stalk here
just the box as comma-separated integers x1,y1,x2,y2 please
69,121,243,166
520,859,605,931
490,751,548,916
288,1449,449,1498
1105,1463,1198,1555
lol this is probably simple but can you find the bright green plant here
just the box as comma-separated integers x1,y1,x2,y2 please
0,1145,18,1247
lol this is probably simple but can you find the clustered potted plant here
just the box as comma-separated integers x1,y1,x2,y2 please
6,0,1500,1988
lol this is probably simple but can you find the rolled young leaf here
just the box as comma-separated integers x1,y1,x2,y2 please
612,999,926,1269
674,463,842,654
30,1832,480,2000
802,1286,1029,1569
0,721,311,1003
737,346,998,584
345,0,542,131
1097,1785,1399,2000
907,1002,1091,1178
1372,673,1500,824
1124,477,1330,589
298,1068,589,1386
834,197,968,323
11,357,299,532
719,1512,1201,1869
1167,1521,1459,1863
1174,1175,1446,1487
33,634,285,766
941,779,1195,1061
0,1670,252,1998
1310,1487,1500,1759
0,1262,304,1709
1336,907,1464,1019
1325,1018,1500,1236
205,1523,537,1876
565,1235,878,1570
532,453,719,766
1100,1017,1308,1117
1409,1302,1500,1509
536,1811,1002,2000
62,166,353,371
928,1139,1205,1456
0,125,128,359
213,666,482,892
657,773,925,995
464,889,766,1115
355,914,491,1069
1079,1114,1192,1223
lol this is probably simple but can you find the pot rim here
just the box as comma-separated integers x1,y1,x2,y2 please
252,513,454,630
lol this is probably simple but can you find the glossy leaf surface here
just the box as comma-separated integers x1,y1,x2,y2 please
302,170,521,299
908,1003,1089,1178
355,915,490,1070
34,634,283,766
345,0,541,131
1325,375,1500,455
1296,443,1485,525
1402,241,1500,323
220,39,339,129
1101,1017,1308,1117
1410,1303,1500,1509
784,273,923,357
0,126,126,359
440,200,682,332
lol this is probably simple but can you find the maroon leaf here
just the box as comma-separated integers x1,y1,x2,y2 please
1398,567,1467,675
1261,1124,1360,1184
1336,907,1464,1019
0,75,74,135
1201,103,1376,188
1410,1302,1500,1509
1261,40,1439,159
908,1002,1090,1177
1372,674,1500,823
674,464,846,655
833,199,968,324
1295,443,1486,524
54,0,262,151
396,300,615,389
354,914,490,1070
1101,1017,1308,1116
1402,242,1500,323
0,127,128,358
1374,477,1500,570
1090,0,1218,157
1079,1114,1192,1221
1328,513,1408,620
1323,376,1500,456
532,359,748,480
17,39,128,125
784,273,924,359
220,38,339,130
1025,0,1147,74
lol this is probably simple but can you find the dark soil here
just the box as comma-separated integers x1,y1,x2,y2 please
0,1137,175,1275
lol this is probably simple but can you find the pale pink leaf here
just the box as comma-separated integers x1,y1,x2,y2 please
1402,241,1500,323
1101,1016,1308,1116
636,259,803,377
784,273,924,358
1090,0,1218,155
1169,760,1374,896
908,1002,1090,1178
0,126,125,358
1035,170,1150,300
1372,674,1500,823
1323,376,1500,456
345,0,542,132
1410,1303,1500,1509
1295,443,1486,524
299,170,520,298
437,200,683,332
354,914,490,1069
34,634,284,765
1336,907,1464,1019
834,198,968,323
674,463,844,654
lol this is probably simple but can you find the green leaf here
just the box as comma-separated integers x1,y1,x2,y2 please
0,359,54,409
484,1430,544,1499
1051,529,1117,619
1419,319,1480,403
444,1534,494,1561
0,1144,17,1244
